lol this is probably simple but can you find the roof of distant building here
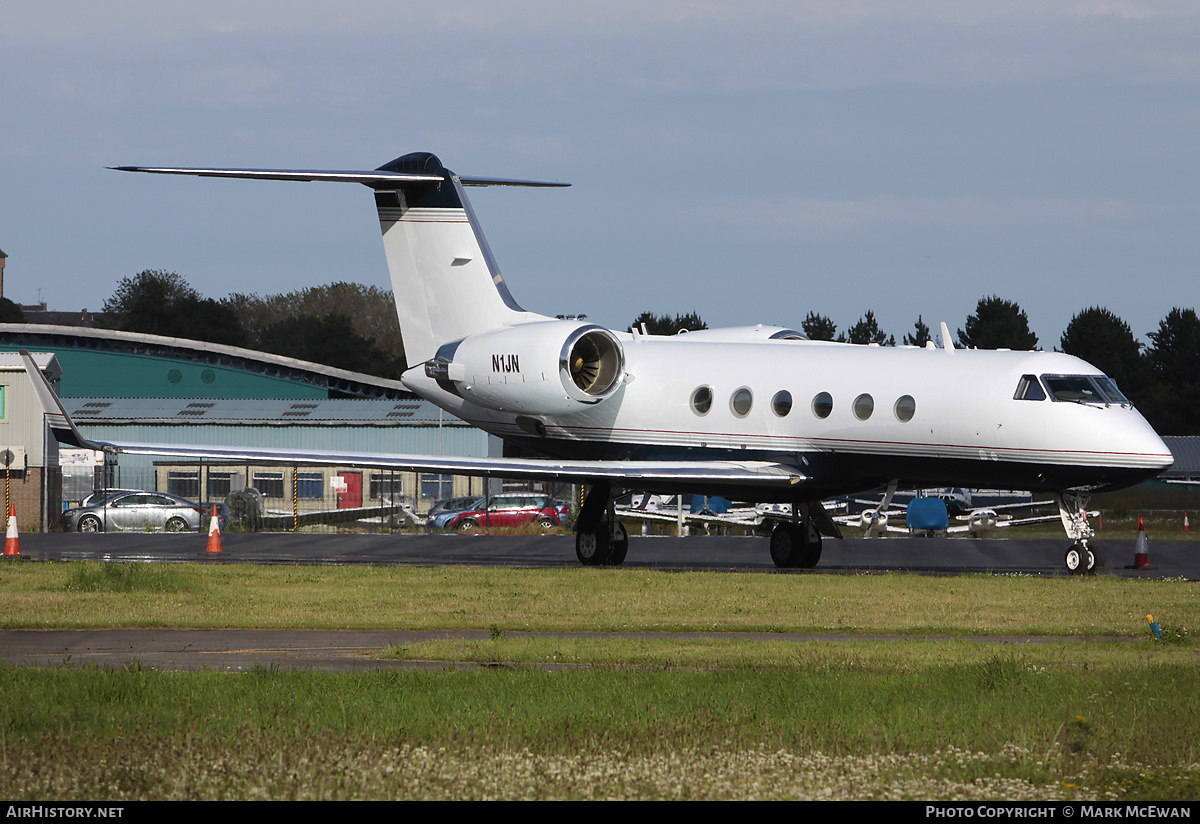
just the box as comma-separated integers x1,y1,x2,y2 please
64,396,461,426
0,323,411,400
1163,436,1200,478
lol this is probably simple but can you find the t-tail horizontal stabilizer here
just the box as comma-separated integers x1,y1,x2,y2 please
109,166,570,189
113,152,570,366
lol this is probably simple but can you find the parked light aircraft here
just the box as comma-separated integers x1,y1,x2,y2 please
835,493,1066,539
23,152,1174,573
840,487,1061,535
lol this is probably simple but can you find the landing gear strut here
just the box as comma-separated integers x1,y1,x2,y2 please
574,482,629,566
1058,490,1100,575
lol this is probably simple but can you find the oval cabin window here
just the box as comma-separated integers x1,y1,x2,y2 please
853,394,874,420
731,387,753,417
812,392,833,419
772,390,792,417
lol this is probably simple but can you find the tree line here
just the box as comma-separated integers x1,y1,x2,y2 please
96,273,1197,435
100,270,405,379
631,296,1200,436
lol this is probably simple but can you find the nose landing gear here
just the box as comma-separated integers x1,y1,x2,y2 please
1064,541,1094,575
1059,491,1101,575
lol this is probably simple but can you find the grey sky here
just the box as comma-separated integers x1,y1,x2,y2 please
2,1,1197,348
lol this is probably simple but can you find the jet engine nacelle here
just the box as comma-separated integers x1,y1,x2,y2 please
425,321,626,415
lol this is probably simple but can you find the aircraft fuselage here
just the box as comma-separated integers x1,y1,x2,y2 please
403,333,1171,502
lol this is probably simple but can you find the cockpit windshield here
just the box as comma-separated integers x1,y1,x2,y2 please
1040,374,1130,406
1043,376,1105,403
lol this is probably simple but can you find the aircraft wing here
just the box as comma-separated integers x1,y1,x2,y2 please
978,499,1054,513
867,512,1065,536
21,352,804,490
959,513,1065,529
614,507,766,528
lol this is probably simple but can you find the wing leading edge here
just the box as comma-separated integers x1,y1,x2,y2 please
20,352,804,490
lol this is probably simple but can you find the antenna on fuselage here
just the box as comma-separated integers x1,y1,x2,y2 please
939,321,955,354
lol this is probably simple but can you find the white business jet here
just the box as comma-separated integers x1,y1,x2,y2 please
23,152,1173,573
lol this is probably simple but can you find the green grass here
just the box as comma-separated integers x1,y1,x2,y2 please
2,650,1198,800
3,561,1200,800
62,560,193,593
2,562,1198,636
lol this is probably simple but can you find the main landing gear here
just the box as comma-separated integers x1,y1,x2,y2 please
770,520,822,568
571,486,830,570
1058,490,1103,575
769,502,825,568
574,482,629,566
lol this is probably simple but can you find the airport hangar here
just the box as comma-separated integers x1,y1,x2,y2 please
0,324,505,530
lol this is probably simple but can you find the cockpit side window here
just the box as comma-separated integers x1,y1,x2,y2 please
1014,375,1046,401
1093,377,1130,405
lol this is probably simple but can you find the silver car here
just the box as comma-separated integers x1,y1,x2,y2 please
79,488,142,508
425,496,484,530
62,491,208,533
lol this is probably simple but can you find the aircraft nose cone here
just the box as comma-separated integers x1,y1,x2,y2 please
1127,418,1174,471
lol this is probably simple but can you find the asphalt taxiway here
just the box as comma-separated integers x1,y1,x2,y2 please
7,531,1194,578
0,626,1144,673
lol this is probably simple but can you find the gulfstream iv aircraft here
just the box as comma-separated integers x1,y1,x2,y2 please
25,152,1173,572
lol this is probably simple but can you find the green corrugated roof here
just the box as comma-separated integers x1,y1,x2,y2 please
0,324,411,400
66,396,465,425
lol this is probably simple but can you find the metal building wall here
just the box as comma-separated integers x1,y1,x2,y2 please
0,348,329,400
0,355,62,529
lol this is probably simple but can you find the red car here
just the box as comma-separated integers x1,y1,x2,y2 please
445,494,568,532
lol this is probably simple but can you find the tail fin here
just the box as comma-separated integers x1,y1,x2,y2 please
113,153,569,366
370,152,559,364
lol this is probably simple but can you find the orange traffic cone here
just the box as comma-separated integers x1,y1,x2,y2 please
3,504,18,556
1132,516,1149,568
205,506,223,554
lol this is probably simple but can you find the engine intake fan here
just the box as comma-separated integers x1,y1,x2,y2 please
563,327,624,399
